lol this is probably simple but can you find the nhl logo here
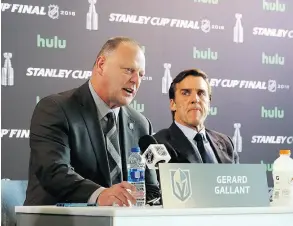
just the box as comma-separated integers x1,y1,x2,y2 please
201,19,211,33
268,80,277,93
48,5,59,19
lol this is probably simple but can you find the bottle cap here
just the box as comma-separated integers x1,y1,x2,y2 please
131,147,140,153
280,150,291,155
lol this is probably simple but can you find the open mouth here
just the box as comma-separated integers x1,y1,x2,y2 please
123,88,134,94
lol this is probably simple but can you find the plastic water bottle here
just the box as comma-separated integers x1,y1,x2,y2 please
272,149,293,206
127,147,146,207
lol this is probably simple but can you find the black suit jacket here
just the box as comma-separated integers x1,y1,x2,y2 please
154,122,239,164
24,82,160,205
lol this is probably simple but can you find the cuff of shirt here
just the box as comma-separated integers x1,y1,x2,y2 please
88,187,106,204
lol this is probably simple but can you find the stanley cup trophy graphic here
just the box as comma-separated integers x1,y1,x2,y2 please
233,13,243,43
233,123,242,153
162,63,172,94
86,0,98,30
1,52,14,86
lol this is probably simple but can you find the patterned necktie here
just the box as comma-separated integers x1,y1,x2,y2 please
103,112,123,185
194,133,213,163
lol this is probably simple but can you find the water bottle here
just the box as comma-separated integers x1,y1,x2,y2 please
272,149,293,206
127,147,146,207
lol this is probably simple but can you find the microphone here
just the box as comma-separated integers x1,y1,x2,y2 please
138,135,171,170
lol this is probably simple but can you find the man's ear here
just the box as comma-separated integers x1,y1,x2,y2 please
96,56,106,75
170,99,176,111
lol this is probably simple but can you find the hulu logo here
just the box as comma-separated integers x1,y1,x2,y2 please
262,52,284,65
260,160,273,172
263,0,286,12
193,47,218,60
208,107,217,116
130,100,144,113
194,0,219,4
37,34,66,49
261,106,284,119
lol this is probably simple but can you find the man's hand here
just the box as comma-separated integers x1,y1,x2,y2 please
97,181,137,206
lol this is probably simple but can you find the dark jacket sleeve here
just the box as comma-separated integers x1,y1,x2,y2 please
29,96,100,203
144,117,161,203
227,136,240,164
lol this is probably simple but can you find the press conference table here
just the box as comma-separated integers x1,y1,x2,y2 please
15,205,293,226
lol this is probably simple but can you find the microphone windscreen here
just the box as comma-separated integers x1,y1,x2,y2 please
138,135,158,153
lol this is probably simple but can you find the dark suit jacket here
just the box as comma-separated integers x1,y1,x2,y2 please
24,82,160,205
154,122,239,164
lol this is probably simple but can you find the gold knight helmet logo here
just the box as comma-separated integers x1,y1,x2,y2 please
170,168,192,202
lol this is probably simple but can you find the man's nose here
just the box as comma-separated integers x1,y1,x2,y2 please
130,72,140,84
191,93,200,104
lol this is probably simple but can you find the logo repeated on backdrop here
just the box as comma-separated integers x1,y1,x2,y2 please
251,136,293,144
162,63,172,94
233,13,244,43
1,0,292,193
208,78,290,93
233,123,242,153
194,0,219,4
253,27,293,38
208,107,217,116
260,160,273,172
262,52,285,65
129,100,145,113
193,47,218,60
1,52,14,86
1,3,75,19
86,0,98,30
37,34,66,49
1,129,30,138
261,106,284,119
26,67,92,80
109,14,224,33
263,0,286,12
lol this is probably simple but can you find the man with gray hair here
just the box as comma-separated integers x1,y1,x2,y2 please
24,37,160,206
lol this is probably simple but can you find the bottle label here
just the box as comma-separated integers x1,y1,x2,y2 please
273,172,293,202
128,168,145,182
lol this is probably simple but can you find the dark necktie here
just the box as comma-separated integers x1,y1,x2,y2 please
194,133,213,163
103,112,122,185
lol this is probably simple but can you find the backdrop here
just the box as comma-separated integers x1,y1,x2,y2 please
1,0,292,194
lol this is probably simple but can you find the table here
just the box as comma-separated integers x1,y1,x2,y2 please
15,205,293,226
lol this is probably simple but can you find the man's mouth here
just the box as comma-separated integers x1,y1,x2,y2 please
123,88,134,94
190,108,201,112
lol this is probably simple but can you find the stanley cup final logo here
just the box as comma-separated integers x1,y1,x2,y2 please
87,0,98,30
170,168,192,202
233,123,242,152
1,52,14,86
162,63,172,94
233,13,243,43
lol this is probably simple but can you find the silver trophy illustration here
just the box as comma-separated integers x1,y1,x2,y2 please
233,123,242,152
86,0,98,30
233,13,243,43
1,52,14,86
162,63,172,94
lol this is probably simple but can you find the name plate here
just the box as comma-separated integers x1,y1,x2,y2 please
158,163,270,208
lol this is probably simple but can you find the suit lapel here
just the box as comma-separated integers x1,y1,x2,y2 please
206,129,231,163
74,81,111,186
119,107,136,180
169,122,203,163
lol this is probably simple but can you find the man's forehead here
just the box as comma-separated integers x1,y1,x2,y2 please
176,78,208,90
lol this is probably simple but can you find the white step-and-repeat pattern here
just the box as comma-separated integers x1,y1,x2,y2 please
1,1,292,196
